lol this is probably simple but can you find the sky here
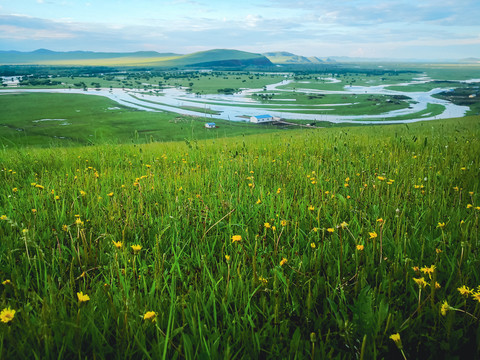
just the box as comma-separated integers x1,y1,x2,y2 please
0,0,479,60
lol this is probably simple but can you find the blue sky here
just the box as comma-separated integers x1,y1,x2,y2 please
0,0,479,59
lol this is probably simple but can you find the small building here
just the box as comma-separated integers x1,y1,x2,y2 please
250,114,274,123
205,122,216,128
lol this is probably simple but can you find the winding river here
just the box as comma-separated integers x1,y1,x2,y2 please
0,77,474,124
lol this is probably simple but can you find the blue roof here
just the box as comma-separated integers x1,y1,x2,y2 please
206,122,216,125
254,114,272,119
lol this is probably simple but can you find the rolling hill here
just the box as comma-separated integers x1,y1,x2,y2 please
263,51,334,64
0,49,273,68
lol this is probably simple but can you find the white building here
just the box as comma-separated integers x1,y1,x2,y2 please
250,114,275,123
205,122,216,128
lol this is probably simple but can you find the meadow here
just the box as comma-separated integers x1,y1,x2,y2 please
1,115,480,359
0,93,283,147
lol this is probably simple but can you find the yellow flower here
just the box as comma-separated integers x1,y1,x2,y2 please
280,257,287,266
440,300,450,316
356,244,364,251
413,277,428,288
276,188,281,194
231,235,242,243
0,307,16,323
131,244,142,254
264,222,271,229
112,241,123,249
312,227,318,232
308,205,315,211
467,204,473,209
457,285,473,297
256,199,262,204
412,266,419,272
77,291,90,303
225,255,230,262
339,221,348,229
2,280,11,285
420,265,436,278
472,291,480,303
310,242,316,249
377,176,385,181
327,228,335,233
62,224,69,232
280,220,287,226
0,215,7,221
435,282,441,289
369,232,377,239
12,188,18,192
389,333,402,349
107,192,114,197
435,248,442,254
143,311,156,322
80,190,86,196
35,184,44,190
31,209,37,213
75,218,84,226
437,222,445,229
376,218,384,223
259,276,268,285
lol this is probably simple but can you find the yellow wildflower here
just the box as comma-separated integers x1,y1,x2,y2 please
77,291,90,303
327,228,335,233
276,188,281,194
339,221,348,229
467,204,473,209
437,222,445,229
0,215,7,221
377,176,385,181
264,222,271,229
308,205,315,211
413,277,428,288
356,244,364,251
280,220,287,226
259,276,268,285
376,218,384,223
471,290,480,303
62,224,69,232
107,192,114,197
435,282,441,289
2,280,11,285
256,199,262,204
280,257,287,266
143,311,156,322
225,255,230,262
0,307,16,323
457,285,473,297
389,333,402,349
310,242,316,249
131,244,142,254
231,235,242,243
420,265,436,278
440,301,450,316
112,241,123,249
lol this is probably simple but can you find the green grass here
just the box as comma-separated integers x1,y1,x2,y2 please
1,116,480,359
385,81,468,93
0,93,281,147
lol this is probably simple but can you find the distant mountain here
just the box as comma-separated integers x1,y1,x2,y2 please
459,57,480,64
0,49,272,68
263,51,334,64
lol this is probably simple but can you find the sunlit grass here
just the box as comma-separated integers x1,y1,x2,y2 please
1,116,479,358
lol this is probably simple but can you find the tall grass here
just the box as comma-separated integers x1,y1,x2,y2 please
1,117,479,359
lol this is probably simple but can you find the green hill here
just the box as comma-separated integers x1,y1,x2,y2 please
0,49,273,68
263,51,330,64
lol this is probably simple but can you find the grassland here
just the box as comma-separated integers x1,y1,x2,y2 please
0,93,281,147
1,116,480,359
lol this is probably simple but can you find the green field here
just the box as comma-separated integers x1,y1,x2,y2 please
1,115,480,359
0,93,282,147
